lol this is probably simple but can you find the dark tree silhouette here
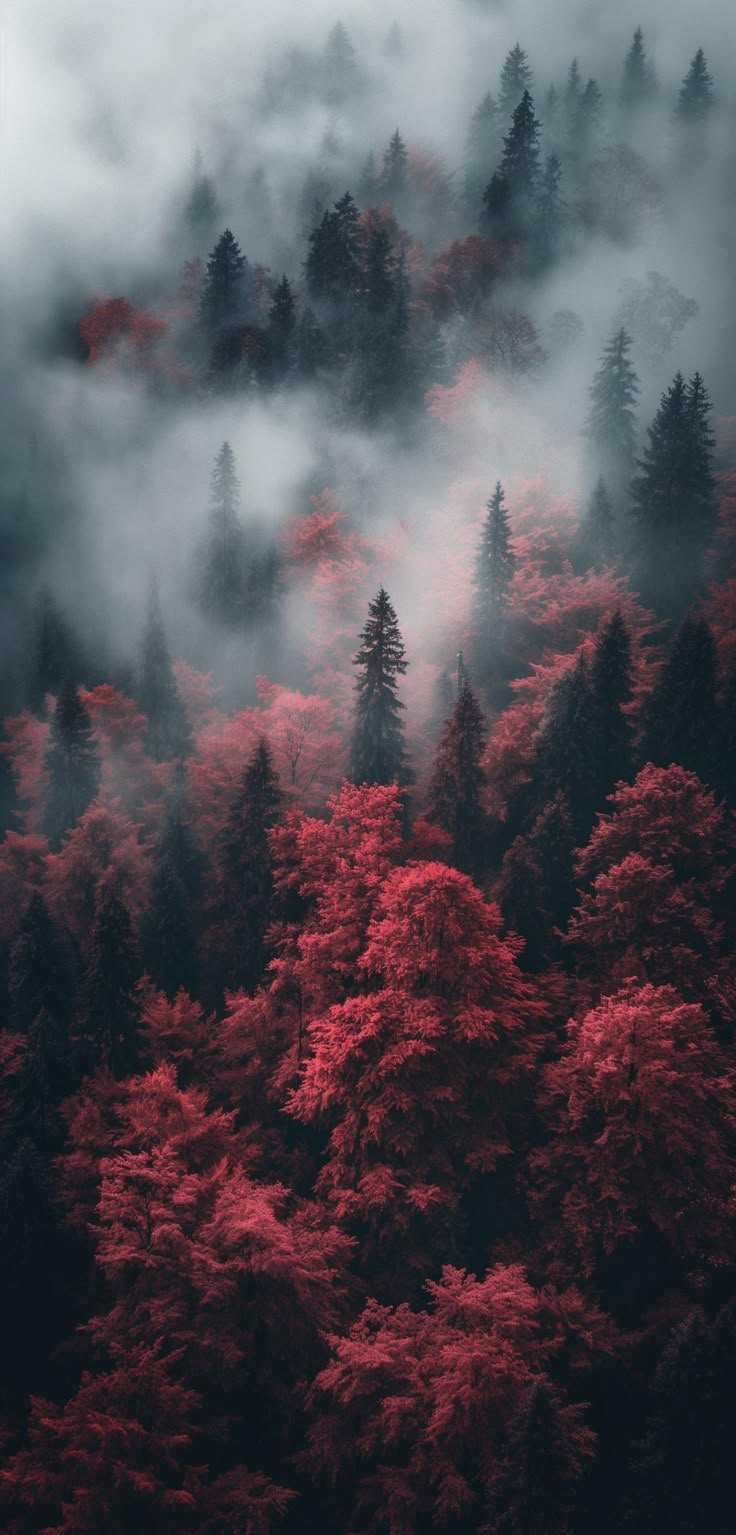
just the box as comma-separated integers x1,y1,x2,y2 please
585,328,639,497
214,738,281,996
499,43,534,120
380,129,408,203
8,893,74,1036
640,616,719,787
472,481,515,672
620,27,656,110
200,228,251,339
194,441,251,627
350,588,410,787
78,885,141,1076
136,583,192,761
427,679,486,876
674,48,714,124
631,371,716,614
42,682,101,849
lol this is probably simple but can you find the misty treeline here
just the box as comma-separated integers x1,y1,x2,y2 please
1,9,736,1534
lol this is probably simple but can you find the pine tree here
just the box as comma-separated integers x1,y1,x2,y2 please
721,652,736,805
585,328,639,495
497,835,548,971
620,27,656,110
200,229,251,339
14,1006,72,1154
631,372,716,614
499,43,534,120
640,616,719,787
141,852,198,1001
591,607,634,799
29,588,82,714
537,653,599,839
78,885,141,1076
137,582,192,761
8,893,74,1036
267,274,296,380
674,49,714,124
465,93,499,212
195,441,251,626
324,21,358,105
158,762,204,904
350,587,410,787
579,476,615,569
499,91,541,209
427,680,486,876
43,681,101,849
353,235,414,420
472,482,515,673
528,791,577,934
216,738,281,995
534,153,565,263
380,129,408,203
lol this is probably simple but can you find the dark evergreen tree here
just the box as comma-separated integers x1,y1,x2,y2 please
499,43,534,120
185,150,218,239
578,78,603,145
8,893,74,1037
353,235,414,420
141,853,198,1001
527,791,577,935
304,191,361,309
78,886,141,1077
563,58,582,132
0,1141,68,1386
136,582,192,762
536,653,598,839
534,154,565,264
591,607,634,800
323,21,358,105
293,305,328,378
379,129,408,204
578,476,615,569
200,229,251,340
585,328,639,496
158,761,204,904
266,275,296,380
491,1379,588,1534
640,616,719,787
499,90,541,219
427,680,486,877
630,372,716,614
14,1007,72,1155
497,835,548,971
472,482,515,676
481,170,512,235
216,738,281,996
358,151,379,205
29,588,82,714
720,651,736,805
674,49,714,124
195,442,251,627
464,93,500,213
350,587,410,787
620,27,656,110
42,682,101,850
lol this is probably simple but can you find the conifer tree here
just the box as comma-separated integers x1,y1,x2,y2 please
537,653,598,839
499,91,541,213
640,616,719,787
216,738,281,995
591,607,634,800
79,885,141,1076
499,43,534,120
200,229,251,339
631,372,716,613
465,93,500,212
472,482,515,672
185,150,218,239
528,791,577,934
427,680,486,877
674,49,714,124
620,27,656,110
534,153,565,263
324,21,358,104
350,587,410,787
267,275,296,379
497,835,548,971
380,129,408,203
29,588,82,714
304,191,361,308
585,328,639,495
42,681,101,849
195,441,251,626
579,476,615,569
158,762,204,904
137,582,192,761
8,893,74,1036
141,852,198,1001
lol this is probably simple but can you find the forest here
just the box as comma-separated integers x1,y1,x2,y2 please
0,2,735,1530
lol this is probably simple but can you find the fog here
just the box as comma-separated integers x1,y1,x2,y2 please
1,0,734,714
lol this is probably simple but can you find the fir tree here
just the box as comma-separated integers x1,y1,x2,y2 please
8,893,74,1036
472,482,515,673
499,43,534,120
578,476,615,569
528,791,577,935
585,327,639,495
591,607,634,800
293,305,328,378
267,275,296,380
721,651,736,805
358,151,379,205
141,852,198,1001
200,228,251,339
29,588,82,714
350,587,410,787
499,91,541,209
354,236,414,420
497,835,548,971
427,680,487,877
640,616,719,787
14,1006,72,1154
42,682,101,849
491,1379,590,1534
79,885,141,1077
537,653,598,839
304,191,361,308
323,21,358,104
380,129,408,203
620,27,656,110
631,371,716,614
195,441,251,627
216,738,281,995
137,582,192,761
534,154,565,263
674,49,715,125
158,762,204,904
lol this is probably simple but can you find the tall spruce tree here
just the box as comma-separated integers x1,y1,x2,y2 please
42,682,101,850
472,482,515,674
498,90,541,228
427,680,486,877
591,607,634,800
141,852,198,1002
537,652,598,839
216,738,281,996
79,886,141,1077
266,275,296,380
674,49,714,125
640,616,719,787
620,27,656,110
499,43,534,120
630,371,716,614
350,587,410,787
8,893,74,1037
137,582,192,762
578,476,615,569
29,588,82,714
200,229,251,340
585,328,639,496
380,129,408,203
464,93,500,213
304,191,361,308
195,442,251,626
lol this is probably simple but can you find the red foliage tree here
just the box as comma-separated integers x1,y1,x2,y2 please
80,296,168,372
